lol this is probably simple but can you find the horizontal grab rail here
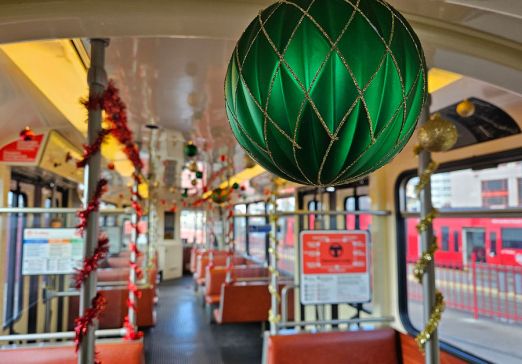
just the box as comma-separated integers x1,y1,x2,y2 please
234,209,390,218
276,316,394,328
0,328,126,342
0,207,132,214
401,207,522,218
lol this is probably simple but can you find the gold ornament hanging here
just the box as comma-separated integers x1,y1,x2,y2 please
191,179,197,186
188,160,198,173
456,99,475,118
418,113,458,152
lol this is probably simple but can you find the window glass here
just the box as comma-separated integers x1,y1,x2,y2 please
248,202,267,261
345,196,372,230
234,204,247,253
276,197,295,274
490,232,497,256
307,200,322,230
453,231,459,252
404,161,522,212
441,226,450,251
501,228,522,249
402,164,522,363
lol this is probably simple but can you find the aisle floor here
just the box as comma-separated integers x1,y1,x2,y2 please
144,277,264,364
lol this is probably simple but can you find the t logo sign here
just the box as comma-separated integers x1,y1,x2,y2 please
329,243,343,258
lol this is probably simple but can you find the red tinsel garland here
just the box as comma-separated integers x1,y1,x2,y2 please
74,293,107,352
74,235,109,289
123,317,144,340
76,129,111,168
77,179,109,234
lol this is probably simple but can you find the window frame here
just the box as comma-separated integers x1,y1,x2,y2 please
395,148,522,364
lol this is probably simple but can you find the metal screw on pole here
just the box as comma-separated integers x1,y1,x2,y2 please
78,38,109,364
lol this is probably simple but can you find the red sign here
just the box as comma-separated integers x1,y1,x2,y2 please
302,231,368,274
0,134,44,164
300,230,371,305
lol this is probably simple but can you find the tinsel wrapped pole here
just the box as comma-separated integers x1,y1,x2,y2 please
417,101,440,364
268,183,280,335
78,38,108,364
146,126,158,268
127,178,139,330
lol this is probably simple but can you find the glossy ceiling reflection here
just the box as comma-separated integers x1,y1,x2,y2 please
104,38,236,150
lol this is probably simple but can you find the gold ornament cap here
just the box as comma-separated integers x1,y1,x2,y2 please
418,113,458,152
456,99,475,118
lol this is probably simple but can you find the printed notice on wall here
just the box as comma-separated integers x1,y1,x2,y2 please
22,228,84,275
299,230,371,305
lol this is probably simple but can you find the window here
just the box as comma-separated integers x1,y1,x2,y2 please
441,226,449,251
453,231,459,252
518,178,522,206
481,179,508,208
307,200,322,230
234,204,247,253
345,195,372,230
398,156,522,363
490,232,497,256
276,197,295,274
248,202,267,262
501,228,522,249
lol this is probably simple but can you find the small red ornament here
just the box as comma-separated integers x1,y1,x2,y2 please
19,126,35,141
220,154,226,162
107,161,115,170
240,185,246,191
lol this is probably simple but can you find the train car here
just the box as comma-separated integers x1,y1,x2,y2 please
0,1,521,364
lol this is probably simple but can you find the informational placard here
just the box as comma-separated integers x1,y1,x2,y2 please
300,230,370,305
0,134,45,165
22,228,83,275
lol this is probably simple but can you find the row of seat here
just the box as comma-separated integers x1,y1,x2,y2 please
266,328,466,364
190,248,294,324
0,251,155,364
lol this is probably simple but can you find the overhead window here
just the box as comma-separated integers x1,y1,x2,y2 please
501,228,522,249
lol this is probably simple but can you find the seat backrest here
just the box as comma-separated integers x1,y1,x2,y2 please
205,266,227,296
0,339,144,364
98,268,130,282
233,266,269,279
267,329,400,364
219,282,271,322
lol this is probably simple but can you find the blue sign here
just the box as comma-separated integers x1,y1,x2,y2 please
249,225,272,233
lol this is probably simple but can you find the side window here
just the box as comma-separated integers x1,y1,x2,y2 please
441,226,449,251
501,228,522,249
453,230,459,252
490,232,497,256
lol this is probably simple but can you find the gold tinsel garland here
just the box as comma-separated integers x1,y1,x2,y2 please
267,190,281,326
414,145,446,352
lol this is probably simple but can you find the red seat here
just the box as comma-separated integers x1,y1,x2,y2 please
204,265,269,305
0,339,144,364
68,287,155,330
213,281,293,324
267,329,399,364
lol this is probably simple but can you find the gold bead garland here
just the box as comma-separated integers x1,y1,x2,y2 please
267,188,281,326
414,146,445,352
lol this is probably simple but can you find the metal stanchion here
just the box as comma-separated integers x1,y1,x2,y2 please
418,101,440,364
128,178,139,329
268,187,280,335
78,38,108,364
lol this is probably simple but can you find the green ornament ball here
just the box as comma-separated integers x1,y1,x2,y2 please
195,171,203,179
225,0,426,186
232,182,240,190
211,187,230,204
184,142,198,157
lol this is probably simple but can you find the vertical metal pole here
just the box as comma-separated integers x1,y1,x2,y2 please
418,99,439,364
147,126,157,267
269,192,279,335
128,178,139,329
78,38,108,364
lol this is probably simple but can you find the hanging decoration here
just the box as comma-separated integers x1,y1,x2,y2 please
456,99,475,118
413,111,457,352
195,171,203,179
188,160,199,173
210,187,231,204
74,80,145,356
417,113,458,153
184,141,198,157
224,0,426,186
19,126,35,141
